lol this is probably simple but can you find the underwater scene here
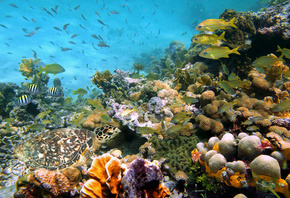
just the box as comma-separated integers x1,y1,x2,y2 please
1,0,290,197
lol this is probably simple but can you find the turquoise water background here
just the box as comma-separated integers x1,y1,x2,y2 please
0,0,262,96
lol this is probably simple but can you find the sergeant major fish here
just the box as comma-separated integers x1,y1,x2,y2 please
48,87,61,97
18,95,32,105
27,84,40,94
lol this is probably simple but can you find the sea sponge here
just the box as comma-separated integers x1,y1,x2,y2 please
81,153,122,197
238,135,262,160
208,153,227,174
250,155,281,179
200,90,215,106
121,157,167,198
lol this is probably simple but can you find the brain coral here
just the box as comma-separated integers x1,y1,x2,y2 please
149,135,200,174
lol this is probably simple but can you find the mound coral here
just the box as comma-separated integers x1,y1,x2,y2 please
194,131,290,197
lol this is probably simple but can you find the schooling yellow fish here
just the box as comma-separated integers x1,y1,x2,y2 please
200,46,240,59
277,45,290,59
72,88,88,97
192,32,226,45
196,17,237,32
38,63,65,75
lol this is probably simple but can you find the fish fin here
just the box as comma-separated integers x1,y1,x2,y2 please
276,45,282,52
37,66,43,75
219,31,227,42
228,17,237,28
231,46,241,55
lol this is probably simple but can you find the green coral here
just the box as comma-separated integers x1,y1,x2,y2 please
149,135,200,174
91,70,113,89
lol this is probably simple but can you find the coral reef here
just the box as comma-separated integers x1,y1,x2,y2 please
80,153,170,198
195,131,290,197
14,167,82,197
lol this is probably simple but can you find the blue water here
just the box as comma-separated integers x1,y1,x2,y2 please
0,0,261,96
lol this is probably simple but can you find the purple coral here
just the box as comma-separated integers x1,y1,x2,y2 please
272,118,290,130
147,97,166,114
121,158,163,198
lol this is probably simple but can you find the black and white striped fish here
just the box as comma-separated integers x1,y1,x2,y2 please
48,87,61,97
27,84,40,94
18,95,32,105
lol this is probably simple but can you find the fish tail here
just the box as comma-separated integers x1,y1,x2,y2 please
228,17,237,28
37,66,44,75
231,46,241,55
219,31,227,42
276,45,282,52
72,90,76,95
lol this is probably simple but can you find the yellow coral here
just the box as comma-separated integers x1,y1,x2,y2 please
91,70,113,88
19,58,40,79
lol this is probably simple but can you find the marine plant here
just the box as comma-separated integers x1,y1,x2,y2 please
132,62,145,74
